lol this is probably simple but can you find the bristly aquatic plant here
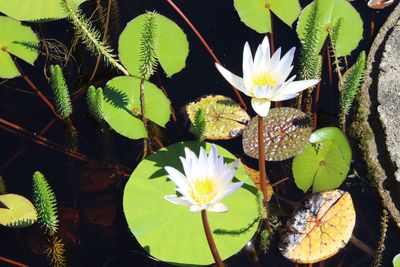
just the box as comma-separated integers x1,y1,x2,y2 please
45,236,67,267
191,109,206,141
49,65,72,119
329,18,344,76
139,11,158,80
33,171,59,236
372,209,389,267
0,176,6,195
61,0,129,76
340,51,366,118
138,11,159,155
86,85,104,122
297,0,322,110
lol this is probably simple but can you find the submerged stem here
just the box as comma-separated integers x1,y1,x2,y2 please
201,210,224,267
257,116,271,232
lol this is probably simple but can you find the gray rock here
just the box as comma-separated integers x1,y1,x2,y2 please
377,21,400,181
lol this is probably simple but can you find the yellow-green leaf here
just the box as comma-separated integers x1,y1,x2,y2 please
0,194,37,228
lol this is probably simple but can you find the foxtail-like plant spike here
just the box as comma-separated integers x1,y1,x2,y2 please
139,11,158,80
86,86,104,122
340,51,366,116
33,171,59,236
62,0,129,76
191,108,206,141
329,18,345,77
45,236,67,267
50,65,73,119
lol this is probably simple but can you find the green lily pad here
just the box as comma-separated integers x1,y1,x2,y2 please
297,0,363,57
100,76,171,140
234,0,301,33
292,127,352,192
186,95,250,140
0,16,39,79
394,254,400,267
119,13,189,77
242,108,312,161
0,0,87,22
0,194,37,228
123,142,259,266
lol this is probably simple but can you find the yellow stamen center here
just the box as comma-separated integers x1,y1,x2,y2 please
192,178,217,204
251,73,279,95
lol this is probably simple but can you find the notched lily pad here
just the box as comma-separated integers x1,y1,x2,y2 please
243,107,312,161
297,0,363,57
0,194,38,228
119,13,189,77
0,16,39,79
292,127,352,192
234,0,301,33
279,189,356,263
100,76,171,140
186,95,250,140
123,142,258,266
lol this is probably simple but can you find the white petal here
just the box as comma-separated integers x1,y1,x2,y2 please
261,36,271,60
164,166,189,190
253,85,269,98
243,42,253,77
251,98,271,117
215,63,250,96
222,159,240,184
190,205,203,212
279,65,294,83
283,79,320,95
271,93,299,101
276,47,295,81
253,45,265,71
222,182,244,198
207,203,228,213
268,47,281,69
164,195,191,206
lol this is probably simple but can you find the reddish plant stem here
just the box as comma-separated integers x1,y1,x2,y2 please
0,118,130,177
164,0,247,110
201,210,224,267
325,44,333,86
0,118,57,171
0,256,29,267
257,116,268,202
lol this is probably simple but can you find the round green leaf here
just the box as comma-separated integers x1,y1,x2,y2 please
0,16,39,79
119,13,189,77
0,0,87,22
0,194,37,228
243,108,312,161
234,0,301,33
100,76,171,140
292,127,352,192
393,254,400,267
123,142,259,266
297,0,363,57
186,95,250,140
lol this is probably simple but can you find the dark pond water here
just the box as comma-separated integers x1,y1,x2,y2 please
0,0,399,266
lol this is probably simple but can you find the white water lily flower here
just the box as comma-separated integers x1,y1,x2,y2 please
216,36,320,117
164,144,243,213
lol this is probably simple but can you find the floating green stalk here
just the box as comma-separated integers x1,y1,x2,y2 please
339,51,366,129
139,11,159,155
298,0,323,112
49,65,72,119
191,108,206,141
62,0,129,76
33,171,59,236
86,85,104,122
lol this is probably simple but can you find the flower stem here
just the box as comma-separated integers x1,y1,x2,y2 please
257,116,271,232
201,210,224,267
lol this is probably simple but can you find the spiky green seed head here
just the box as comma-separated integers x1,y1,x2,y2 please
49,64,72,119
86,86,104,122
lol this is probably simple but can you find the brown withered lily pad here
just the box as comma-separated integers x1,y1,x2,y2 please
83,195,116,227
279,190,356,263
242,107,312,161
243,164,273,201
186,95,250,140
79,163,115,192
